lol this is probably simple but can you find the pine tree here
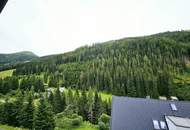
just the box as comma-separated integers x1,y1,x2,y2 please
0,98,17,126
33,97,55,130
127,78,137,97
48,75,58,88
78,90,88,120
87,88,94,111
73,89,80,113
53,87,64,113
67,88,73,105
19,91,34,129
36,78,45,92
14,89,24,126
91,91,101,124
48,91,54,106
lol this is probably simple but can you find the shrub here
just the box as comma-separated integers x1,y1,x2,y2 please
71,116,83,126
99,121,108,130
98,113,110,124
55,112,83,129
98,113,110,130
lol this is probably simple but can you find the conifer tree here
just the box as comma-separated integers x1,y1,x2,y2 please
33,97,55,130
78,90,88,120
19,91,34,129
91,91,101,124
14,89,24,126
67,88,74,105
53,87,64,113
73,89,80,112
48,91,54,106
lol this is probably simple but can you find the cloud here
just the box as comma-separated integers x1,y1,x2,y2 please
0,0,190,56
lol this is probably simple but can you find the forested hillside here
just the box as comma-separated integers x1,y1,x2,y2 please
14,30,190,100
0,51,39,71
0,30,190,130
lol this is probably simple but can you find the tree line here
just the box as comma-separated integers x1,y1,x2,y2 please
0,87,111,130
0,75,45,95
11,32,190,100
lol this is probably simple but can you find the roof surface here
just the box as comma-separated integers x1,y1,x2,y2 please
0,0,8,14
166,116,190,128
111,96,190,130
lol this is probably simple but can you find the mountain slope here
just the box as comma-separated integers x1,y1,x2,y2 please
13,30,190,100
0,51,39,70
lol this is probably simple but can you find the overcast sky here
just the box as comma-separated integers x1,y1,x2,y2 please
0,0,190,56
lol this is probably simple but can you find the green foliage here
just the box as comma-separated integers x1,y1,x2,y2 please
173,75,190,100
53,87,65,113
67,88,74,105
0,69,14,79
48,74,59,88
0,51,38,71
0,124,28,130
72,122,98,130
12,31,190,100
19,75,44,92
78,90,88,120
0,76,19,94
33,97,55,130
19,91,34,129
55,109,83,129
98,113,110,130
1,30,190,129
91,91,102,124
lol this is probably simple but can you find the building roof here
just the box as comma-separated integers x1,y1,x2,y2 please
0,0,8,13
166,116,190,129
111,96,190,130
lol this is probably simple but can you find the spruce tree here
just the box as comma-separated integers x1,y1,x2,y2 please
78,90,88,120
33,97,55,130
73,89,80,113
53,87,64,113
14,89,24,126
19,91,34,129
48,91,54,106
91,91,101,124
67,88,73,105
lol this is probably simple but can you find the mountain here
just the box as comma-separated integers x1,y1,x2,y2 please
0,51,39,70
12,30,190,100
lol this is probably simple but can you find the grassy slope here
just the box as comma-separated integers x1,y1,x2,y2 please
72,122,98,130
0,69,14,79
0,124,27,130
100,92,112,101
0,122,96,130
64,88,112,101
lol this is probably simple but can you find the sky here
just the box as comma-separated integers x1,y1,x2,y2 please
0,0,190,56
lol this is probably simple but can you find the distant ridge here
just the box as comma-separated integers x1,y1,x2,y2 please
0,51,39,70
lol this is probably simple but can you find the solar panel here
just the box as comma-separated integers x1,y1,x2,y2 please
170,103,177,111
160,121,167,129
153,120,160,129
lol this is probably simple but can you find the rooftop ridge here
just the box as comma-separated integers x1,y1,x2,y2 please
112,95,190,104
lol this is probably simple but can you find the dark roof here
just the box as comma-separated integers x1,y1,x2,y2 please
0,0,8,14
111,96,190,130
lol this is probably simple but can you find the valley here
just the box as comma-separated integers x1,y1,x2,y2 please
0,31,190,130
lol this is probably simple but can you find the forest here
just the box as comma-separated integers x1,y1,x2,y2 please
0,30,190,130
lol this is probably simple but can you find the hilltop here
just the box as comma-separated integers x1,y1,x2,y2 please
0,51,39,70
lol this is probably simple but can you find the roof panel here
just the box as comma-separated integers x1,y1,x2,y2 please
153,120,160,129
160,121,167,129
111,96,190,130
166,116,190,128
